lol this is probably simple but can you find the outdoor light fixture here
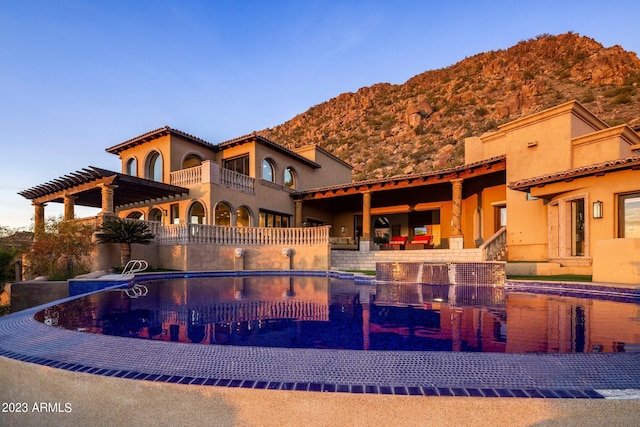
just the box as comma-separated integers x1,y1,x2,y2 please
592,200,603,219
162,209,168,216
341,226,346,234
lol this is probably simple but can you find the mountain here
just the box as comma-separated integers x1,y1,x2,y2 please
261,32,640,181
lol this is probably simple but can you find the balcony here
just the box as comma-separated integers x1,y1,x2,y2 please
170,161,255,194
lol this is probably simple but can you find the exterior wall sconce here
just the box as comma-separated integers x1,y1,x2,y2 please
162,209,168,216
592,200,603,219
341,226,346,234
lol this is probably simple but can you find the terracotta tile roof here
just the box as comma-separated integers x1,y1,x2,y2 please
294,155,506,198
216,132,321,168
509,157,640,191
105,126,217,154
106,128,322,168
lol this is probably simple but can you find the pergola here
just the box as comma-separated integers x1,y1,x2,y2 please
19,166,188,233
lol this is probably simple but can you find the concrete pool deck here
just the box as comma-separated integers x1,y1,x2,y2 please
1,277,639,426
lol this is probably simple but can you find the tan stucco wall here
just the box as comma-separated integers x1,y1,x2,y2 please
159,244,330,271
593,238,640,284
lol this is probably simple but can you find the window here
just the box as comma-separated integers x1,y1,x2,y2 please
188,202,205,224
494,205,507,231
259,209,290,228
149,208,163,223
215,202,232,226
170,203,179,224
147,152,163,182
619,193,640,238
262,159,275,182
571,199,585,256
284,167,296,188
224,155,249,176
183,154,202,169
125,158,137,176
126,211,143,220
236,206,251,227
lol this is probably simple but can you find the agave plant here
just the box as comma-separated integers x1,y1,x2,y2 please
96,218,155,267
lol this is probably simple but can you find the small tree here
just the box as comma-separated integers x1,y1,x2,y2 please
96,218,155,267
25,217,94,280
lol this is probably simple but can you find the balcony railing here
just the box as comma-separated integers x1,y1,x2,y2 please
170,167,202,186
219,168,254,193
155,224,330,246
170,162,255,194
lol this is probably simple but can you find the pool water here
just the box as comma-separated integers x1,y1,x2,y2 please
35,276,640,353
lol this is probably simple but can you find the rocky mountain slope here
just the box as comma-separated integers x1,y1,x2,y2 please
261,33,640,181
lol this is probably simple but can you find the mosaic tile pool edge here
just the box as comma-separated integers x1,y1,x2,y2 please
4,270,640,399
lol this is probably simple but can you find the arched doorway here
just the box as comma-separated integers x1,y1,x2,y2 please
236,206,251,227
215,202,232,226
188,202,206,224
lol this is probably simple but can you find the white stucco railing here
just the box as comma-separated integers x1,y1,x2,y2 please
156,224,330,246
219,168,255,193
170,163,255,193
170,166,202,187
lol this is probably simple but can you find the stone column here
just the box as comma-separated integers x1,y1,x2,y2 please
450,179,464,249
294,199,303,227
33,202,46,236
97,184,118,216
361,191,372,251
63,194,77,221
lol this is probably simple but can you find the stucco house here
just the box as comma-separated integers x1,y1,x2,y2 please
19,101,640,283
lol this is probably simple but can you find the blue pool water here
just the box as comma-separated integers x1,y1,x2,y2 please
36,274,640,353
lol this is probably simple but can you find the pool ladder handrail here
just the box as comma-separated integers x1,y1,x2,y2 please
122,259,149,275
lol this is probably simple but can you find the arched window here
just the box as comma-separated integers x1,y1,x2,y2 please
262,158,275,182
126,158,137,176
188,202,205,224
149,208,163,223
182,154,202,169
236,206,251,227
126,211,143,220
215,202,232,226
284,167,296,189
147,151,163,182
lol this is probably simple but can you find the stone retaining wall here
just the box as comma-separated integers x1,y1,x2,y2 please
331,248,483,271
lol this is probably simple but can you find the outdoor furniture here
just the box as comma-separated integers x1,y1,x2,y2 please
381,235,408,250
406,234,433,250
329,237,358,250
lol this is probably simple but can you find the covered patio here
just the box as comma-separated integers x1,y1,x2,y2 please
293,156,507,255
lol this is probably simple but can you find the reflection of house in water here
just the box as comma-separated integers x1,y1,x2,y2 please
371,282,507,352
506,293,640,353
97,276,331,347
64,277,638,353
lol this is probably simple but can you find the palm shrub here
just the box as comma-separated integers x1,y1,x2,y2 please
96,218,155,267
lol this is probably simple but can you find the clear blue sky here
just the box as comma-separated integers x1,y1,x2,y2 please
1,0,639,230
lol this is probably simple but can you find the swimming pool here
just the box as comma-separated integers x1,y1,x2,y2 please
36,273,640,353
1,271,639,398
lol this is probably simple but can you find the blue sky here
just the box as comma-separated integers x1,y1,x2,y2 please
1,0,639,230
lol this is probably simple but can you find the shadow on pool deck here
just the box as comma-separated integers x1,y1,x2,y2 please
2,357,639,427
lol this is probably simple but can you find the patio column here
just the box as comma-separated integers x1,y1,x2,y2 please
450,178,464,249
294,199,303,227
97,183,118,216
63,194,77,221
361,191,372,251
33,202,46,236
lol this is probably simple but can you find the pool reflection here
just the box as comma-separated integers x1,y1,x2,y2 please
35,277,640,353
